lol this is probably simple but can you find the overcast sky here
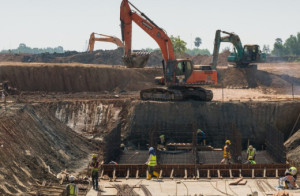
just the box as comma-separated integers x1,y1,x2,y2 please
0,0,299,52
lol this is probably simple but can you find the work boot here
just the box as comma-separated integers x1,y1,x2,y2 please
147,174,152,180
153,171,159,179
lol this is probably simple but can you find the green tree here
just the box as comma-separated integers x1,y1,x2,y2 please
0,43,64,54
170,35,187,56
284,34,300,55
272,38,285,56
194,37,202,48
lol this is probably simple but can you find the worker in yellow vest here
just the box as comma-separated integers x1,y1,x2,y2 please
246,145,256,164
65,176,79,196
146,147,159,180
221,140,231,164
89,154,100,190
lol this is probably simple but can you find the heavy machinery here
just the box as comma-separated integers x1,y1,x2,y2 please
120,0,217,101
87,32,124,53
211,30,266,69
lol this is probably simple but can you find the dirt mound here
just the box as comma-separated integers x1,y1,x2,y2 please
0,104,98,195
285,129,300,165
192,50,230,66
147,50,163,67
0,49,230,68
20,48,125,65
216,67,296,93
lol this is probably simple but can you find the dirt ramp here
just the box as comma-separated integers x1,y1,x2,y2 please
216,67,295,92
0,63,161,92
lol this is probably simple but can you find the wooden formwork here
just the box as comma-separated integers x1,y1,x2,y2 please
101,164,288,179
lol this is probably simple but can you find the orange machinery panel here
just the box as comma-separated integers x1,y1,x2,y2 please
186,70,217,85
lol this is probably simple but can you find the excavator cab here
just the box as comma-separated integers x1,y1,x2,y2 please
165,59,217,86
165,59,192,85
244,45,260,61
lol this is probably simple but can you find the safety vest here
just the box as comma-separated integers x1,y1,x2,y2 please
148,155,157,166
67,183,77,196
90,160,99,172
247,149,256,159
224,145,231,158
285,175,296,188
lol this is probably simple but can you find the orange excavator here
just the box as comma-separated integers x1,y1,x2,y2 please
87,32,124,52
121,0,217,101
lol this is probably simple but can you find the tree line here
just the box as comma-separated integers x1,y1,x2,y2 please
272,32,300,57
2,32,299,58
1,43,64,54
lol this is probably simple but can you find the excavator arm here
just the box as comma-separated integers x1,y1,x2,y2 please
120,0,175,62
88,33,124,53
211,30,244,69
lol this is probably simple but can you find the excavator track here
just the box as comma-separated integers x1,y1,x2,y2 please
140,86,213,101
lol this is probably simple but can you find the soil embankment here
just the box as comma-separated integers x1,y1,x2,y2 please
0,49,230,67
0,105,99,195
0,62,299,95
0,63,161,92
285,129,300,165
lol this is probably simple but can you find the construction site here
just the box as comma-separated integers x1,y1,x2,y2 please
0,0,300,196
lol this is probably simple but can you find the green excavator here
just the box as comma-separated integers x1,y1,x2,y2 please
211,30,266,69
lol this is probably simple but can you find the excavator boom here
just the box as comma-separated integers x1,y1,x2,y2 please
88,33,124,53
121,0,216,101
121,0,175,62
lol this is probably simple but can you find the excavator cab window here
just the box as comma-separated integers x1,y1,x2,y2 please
176,61,191,76
176,62,183,75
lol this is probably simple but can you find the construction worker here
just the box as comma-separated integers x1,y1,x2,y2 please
278,170,296,189
289,166,297,181
221,140,231,164
246,145,256,164
65,176,79,196
196,129,206,145
146,147,159,180
89,154,99,190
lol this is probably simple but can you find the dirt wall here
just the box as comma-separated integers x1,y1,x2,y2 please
0,105,98,195
0,63,161,92
50,100,300,152
0,63,299,94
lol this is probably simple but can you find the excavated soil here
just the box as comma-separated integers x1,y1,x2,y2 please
0,62,299,95
0,104,103,195
0,61,299,195
285,129,300,165
0,49,230,67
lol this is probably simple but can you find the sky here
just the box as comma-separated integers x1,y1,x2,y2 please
0,0,299,53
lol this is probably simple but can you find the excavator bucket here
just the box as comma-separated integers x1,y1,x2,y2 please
122,52,150,68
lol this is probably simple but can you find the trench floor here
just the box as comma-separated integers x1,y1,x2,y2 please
86,178,300,196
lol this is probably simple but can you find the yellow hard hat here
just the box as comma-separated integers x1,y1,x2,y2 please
197,129,202,133
249,145,253,150
225,140,231,145
92,154,97,158
159,135,165,138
